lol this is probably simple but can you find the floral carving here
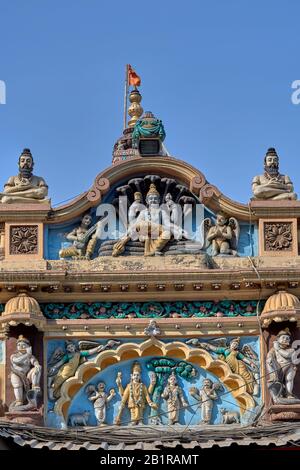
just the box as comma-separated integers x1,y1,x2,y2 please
39,300,259,319
10,225,38,255
264,222,293,251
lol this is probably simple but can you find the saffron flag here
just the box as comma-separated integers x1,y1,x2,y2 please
128,65,141,87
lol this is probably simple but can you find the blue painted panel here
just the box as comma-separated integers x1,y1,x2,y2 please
46,336,261,428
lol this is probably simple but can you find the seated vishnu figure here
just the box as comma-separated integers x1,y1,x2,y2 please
112,184,186,257
0,148,48,204
252,148,297,200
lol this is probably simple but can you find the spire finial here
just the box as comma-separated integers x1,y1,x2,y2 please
128,88,143,128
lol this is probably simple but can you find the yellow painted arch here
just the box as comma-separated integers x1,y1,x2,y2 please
54,338,256,419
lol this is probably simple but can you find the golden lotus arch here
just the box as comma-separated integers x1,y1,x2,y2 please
54,338,256,420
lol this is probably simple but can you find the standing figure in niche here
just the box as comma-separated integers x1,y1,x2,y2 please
266,328,300,403
115,362,157,426
161,372,188,425
10,336,42,410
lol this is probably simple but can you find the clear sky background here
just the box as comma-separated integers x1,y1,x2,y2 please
1,0,300,205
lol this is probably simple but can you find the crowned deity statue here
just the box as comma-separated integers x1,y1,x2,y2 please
0,148,49,204
10,336,42,410
112,183,186,257
266,328,300,404
161,372,188,425
59,213,97,260
204,212,240,256
115,362,157,426
252,147,297,200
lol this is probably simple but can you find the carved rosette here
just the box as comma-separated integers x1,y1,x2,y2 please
9,225,38,255
264,222,293,252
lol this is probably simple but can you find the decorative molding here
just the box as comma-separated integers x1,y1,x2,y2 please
40,300,259,319
45,157,255,224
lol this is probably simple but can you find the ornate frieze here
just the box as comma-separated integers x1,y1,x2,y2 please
40,300,259,319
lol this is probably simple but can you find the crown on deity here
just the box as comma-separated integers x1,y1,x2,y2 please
17,335,30,345
134,192,142,200
131,361,141,374
230,337,240,345
277,327,291,337
146,183,160,198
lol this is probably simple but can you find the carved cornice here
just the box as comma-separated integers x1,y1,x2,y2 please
44,157,254,224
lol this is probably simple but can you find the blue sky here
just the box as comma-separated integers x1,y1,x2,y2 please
1,0,300,205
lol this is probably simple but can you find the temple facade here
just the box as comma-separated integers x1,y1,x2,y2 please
1,82,300,449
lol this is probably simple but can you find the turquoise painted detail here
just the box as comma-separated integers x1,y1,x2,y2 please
132,116,166,145
147,358,197,424
40,300,260,319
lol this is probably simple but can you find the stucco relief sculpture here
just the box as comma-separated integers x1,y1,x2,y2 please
204,212,239,256
0,148,48,204
59,213,98,260
252,147,297,200
47,339,120,400
189,379,221,424
146,358,196,425
187,337,259,396
144,319,161,337
10,336,42,411
115,362,157,425
220,408,240,424
68,411,90,427
266,328,300,404
161,372,188,425
132,111,166,147
112,183,187,257
86,382,116,425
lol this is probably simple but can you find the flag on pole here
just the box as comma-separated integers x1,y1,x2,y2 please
128,65,141,87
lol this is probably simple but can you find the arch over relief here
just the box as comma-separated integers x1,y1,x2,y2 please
49,157,252,223
54,337,256,419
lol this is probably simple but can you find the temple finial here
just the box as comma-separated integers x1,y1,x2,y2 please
128,89,143,128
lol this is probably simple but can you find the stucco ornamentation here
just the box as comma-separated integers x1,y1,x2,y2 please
264,222,293,251
10,225,38,255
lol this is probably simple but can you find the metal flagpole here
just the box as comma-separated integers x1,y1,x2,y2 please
123,64,129,130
